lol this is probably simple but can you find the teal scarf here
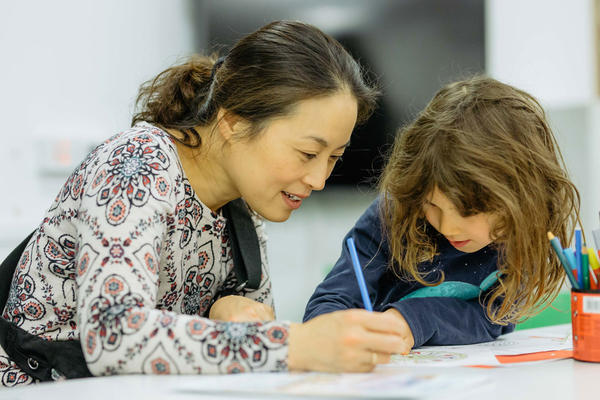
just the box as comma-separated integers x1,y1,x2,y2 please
400,271,499,301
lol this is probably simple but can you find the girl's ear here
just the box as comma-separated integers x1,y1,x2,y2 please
488,213,503,241
216,108,248,142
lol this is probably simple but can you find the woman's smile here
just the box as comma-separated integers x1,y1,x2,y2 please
281,191,304,209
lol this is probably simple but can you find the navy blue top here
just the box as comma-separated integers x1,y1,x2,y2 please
303,198,514,347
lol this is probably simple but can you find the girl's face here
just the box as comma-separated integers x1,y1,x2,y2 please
224,90,357,222
423,187,495,253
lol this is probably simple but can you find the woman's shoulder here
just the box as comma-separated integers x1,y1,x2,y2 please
101,122,176,154
82,122,182,179
49,122,185,215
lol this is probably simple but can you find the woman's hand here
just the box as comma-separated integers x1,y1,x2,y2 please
287,309,414,373
209,295,275,322
382,307,415,350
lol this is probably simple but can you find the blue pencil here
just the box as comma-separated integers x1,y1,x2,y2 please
547,232,579,289
346,237,373,311
575,229,582,288
563,248,579,286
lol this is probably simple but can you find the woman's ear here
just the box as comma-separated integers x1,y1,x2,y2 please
216,108,248,142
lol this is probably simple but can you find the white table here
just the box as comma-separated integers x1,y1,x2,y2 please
3,325,599,400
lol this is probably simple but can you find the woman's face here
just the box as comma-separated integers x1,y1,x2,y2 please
224,90,358,222
423,187,495,253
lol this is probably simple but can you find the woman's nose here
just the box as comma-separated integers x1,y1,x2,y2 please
302,160,329,191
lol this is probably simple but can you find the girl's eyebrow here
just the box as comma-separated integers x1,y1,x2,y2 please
303,135,351,150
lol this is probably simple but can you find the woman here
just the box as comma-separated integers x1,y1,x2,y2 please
0,20,411,387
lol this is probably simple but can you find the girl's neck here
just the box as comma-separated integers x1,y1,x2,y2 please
170,126,239,212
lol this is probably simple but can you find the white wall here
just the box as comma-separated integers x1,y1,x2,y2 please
0,0,197,251
486,0,600,239
486,0,595,109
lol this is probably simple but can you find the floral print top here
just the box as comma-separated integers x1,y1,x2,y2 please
0,123,289,387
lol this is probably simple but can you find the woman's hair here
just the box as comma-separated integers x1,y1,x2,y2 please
132,20,378,145
378,76,580,324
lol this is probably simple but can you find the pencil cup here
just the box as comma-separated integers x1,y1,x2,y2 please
571,289,600,362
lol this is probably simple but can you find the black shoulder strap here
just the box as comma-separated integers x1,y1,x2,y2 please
0,232,93,381
0,318,92,381
0,231,35,312
222,198,262,290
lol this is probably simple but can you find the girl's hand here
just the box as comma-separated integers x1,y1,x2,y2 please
287,309,413,373
209,295,275,322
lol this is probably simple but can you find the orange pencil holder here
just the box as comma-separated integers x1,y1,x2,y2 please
571,289,600,362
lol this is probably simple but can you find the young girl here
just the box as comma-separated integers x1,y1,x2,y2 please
0,21,411,387
304,76,580,349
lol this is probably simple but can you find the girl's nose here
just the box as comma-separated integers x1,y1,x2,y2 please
438,213,462,237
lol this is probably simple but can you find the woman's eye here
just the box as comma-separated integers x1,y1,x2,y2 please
299,151,343,162
301,152,317,160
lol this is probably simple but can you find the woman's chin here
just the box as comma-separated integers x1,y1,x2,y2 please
262,210,292,223
249,203,293,223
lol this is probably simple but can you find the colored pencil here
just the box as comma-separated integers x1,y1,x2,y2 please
547,232,579,289
575,229,583,288
346,237,373,311
563,248,579,288
582,247,590,290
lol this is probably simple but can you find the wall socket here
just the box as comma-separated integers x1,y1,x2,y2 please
35,138,97,178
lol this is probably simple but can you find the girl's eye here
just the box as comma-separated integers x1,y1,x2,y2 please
423,200,436,209
330,155,343,162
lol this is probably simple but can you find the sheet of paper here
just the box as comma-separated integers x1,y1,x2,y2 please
386,324,572,367
175,369,491,399
472,332,571,355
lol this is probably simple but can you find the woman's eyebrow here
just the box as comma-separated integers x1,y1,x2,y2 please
303,135,351,150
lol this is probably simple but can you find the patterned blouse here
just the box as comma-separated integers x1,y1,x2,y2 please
0,123,289,387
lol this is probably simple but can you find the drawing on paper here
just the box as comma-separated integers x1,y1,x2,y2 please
473,339,519,348
391,350,468,364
